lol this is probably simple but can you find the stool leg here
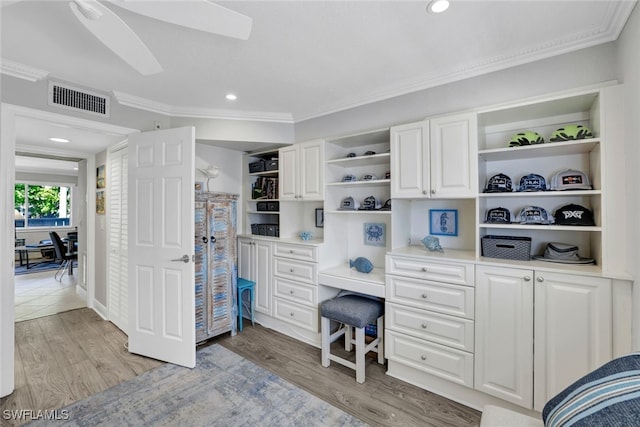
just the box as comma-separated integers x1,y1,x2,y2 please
355,326,366,383
321,316,331,367
237,289,244,332
377,315,385,364
345,325,353,352
250,287,255,326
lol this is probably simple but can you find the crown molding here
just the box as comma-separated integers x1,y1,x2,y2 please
293,1,637,122
112,91,294,124
0,58,49,82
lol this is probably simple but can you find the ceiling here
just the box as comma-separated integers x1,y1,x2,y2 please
1,0,637,171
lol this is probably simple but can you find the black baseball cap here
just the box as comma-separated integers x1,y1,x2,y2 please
554,204,595,226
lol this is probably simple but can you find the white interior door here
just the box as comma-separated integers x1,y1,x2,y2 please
127,126,196,368
108,146,128,333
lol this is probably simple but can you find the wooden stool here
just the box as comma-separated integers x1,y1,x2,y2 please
237,278,255,332
320,294,384,383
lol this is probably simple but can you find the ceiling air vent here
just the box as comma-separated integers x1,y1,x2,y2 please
48,81,110,117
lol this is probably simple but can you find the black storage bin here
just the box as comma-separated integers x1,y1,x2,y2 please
257,201,279,211
249,160,265,173
251,224,260,235
482,235,532,261
264,159,279,171
265,225,279,237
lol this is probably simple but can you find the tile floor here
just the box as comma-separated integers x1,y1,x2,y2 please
14,268,86,322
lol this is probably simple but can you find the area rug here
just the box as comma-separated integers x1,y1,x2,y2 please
27,344,366,427
14,260,77,276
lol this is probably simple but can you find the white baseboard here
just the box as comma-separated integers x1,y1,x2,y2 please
92,299,108,320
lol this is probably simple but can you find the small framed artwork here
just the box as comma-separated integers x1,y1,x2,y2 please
195,181,204,193
315,208,324,228
364,223,386,246
96,190,105,215
429,209,458,236
96,165,106,189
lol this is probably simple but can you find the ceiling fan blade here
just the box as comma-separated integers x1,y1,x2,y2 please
69,0,162,75
107,0,252,40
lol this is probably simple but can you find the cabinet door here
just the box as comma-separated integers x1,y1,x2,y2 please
237,238,254,282
254,240,272,315
299,140,324,200
391,120,429,198
475,266,534,408
533,272,612,411
429,112,477,198
279,146,298,200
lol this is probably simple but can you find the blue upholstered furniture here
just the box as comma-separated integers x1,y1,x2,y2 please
237,278,255,332
320,293,384,383
481,352,640,426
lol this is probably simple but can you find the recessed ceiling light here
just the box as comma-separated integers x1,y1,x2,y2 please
225,93,237,101
427,0,450,14
48,137,70,143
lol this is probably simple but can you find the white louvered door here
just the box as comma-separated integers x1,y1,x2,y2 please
108,146,128,333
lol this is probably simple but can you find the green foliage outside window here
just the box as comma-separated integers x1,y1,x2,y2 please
15,183,71,227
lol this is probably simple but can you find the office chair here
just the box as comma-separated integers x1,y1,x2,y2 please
49,231,78,281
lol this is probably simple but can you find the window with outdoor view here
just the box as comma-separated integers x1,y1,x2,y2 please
14,183,72,228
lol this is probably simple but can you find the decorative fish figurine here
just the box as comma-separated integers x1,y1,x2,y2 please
421,235,444,253
349,257,374,273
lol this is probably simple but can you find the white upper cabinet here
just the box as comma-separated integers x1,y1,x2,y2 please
390,120,430,198
279,139,324,201
430,112,478,198
391,112,477,199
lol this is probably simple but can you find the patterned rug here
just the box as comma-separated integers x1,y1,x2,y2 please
27,344,366,427
14,260,77,276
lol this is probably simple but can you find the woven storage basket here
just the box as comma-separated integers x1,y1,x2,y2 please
482,235,532,261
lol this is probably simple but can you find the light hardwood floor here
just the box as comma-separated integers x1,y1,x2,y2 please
1,308,481,426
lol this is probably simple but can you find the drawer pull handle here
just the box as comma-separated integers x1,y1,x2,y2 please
290,312,295,317
524,276,531,282
422,267,428,272
421,293,428,299
421,355,427,361
289,290,294,294
537,276,545,283
290,268,294,273
421,323,428,329
290,250,294,253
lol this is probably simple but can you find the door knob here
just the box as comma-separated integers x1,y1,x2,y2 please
171,254,190,263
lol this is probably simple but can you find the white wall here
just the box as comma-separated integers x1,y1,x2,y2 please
94,150,108,307
617,3,640,349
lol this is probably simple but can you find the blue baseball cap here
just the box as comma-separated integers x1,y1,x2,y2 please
517,174,547,192
517,206,553,224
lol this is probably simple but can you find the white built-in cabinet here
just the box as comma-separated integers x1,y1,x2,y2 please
391,112,477,199
279,139,324,201
238,237,272,315
475,265,612,411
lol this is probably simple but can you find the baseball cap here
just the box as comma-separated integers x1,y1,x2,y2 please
533,242,595,264
358,196,380,210
338,196,359,210
342,174,357,182
361,173,378,181
485,207,511,224
484,173,513,193
364,151,376,156
550,169,592,191
346,152,356,158
378,199,392,211
553,203,595,226
517,206,553,224
517,174,547,192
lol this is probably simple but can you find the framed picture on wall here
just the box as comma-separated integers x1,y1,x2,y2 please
429,209,458,236
363,223,386,246
96,165,106,189
315,208,324,228
96,190,105,215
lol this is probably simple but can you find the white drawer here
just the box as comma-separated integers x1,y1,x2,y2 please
273,277,317,306
273,257,317,285
273,242,318,262
387,275,474,319
386,302,474,352
273,298,318,332
386,256,473,286
385,330,474,387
